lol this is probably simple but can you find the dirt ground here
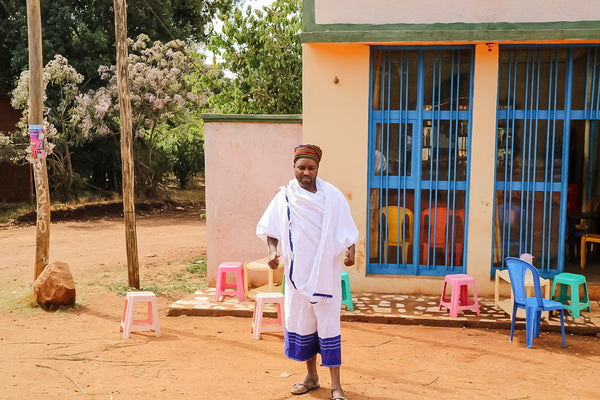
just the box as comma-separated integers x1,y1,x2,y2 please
1,210,600,400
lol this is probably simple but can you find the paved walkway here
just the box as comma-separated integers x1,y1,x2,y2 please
168,287,600,336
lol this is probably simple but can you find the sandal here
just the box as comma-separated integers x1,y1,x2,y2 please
290,376,320,395
330,387,348,400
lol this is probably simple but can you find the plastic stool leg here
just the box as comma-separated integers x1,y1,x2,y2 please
584,282,592,312
253,299,263,340
449,282,460,318
438,281,449,311
471,282,480,316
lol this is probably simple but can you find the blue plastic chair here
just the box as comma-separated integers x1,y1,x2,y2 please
505,257,566,348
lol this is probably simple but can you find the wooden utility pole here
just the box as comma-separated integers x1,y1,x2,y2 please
26,0,51,280
114,0,140,289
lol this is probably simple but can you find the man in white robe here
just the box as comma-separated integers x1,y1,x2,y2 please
257,144,358,400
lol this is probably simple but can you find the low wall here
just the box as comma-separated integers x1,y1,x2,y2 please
202,114,302,288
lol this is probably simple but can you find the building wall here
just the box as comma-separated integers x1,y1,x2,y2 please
302,0,600,43
303,42,508,296
301,0,600,296
314,0,600,25
0,93,31,203
203,115,302,287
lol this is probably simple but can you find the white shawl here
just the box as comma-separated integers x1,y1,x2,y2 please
257,177,359,303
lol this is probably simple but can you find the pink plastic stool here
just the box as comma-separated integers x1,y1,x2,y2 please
120,291,161,338
438,274,480,318
252,292,285,339
215,262,245,302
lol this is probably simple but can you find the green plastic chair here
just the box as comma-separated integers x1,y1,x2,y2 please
281,272,353,311
341,271,354,311
551,272,591,318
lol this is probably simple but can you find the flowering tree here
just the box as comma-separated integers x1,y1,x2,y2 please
10,54,84,199
74,34,211,194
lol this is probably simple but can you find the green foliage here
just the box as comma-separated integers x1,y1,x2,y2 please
157,115,205,188
70,135,122,192
0,0,241,93
208,0,302,114
73,35,211,196
134,139,172,197
0,202,34,224
10,55,85,200
0,130,28,163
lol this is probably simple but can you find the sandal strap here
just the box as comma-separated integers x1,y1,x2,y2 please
331,387,348,400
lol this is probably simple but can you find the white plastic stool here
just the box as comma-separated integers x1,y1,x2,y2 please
120,291,161,338
252,292,285,340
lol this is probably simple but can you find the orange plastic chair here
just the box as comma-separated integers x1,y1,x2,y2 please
381,206,414,264
421,207,464,266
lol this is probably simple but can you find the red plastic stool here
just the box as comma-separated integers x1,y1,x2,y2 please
438,274,480,318
215,262,245,302
252,292,285,339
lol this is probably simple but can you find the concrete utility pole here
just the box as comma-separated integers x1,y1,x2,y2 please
26,0,51,280
114,0,140,289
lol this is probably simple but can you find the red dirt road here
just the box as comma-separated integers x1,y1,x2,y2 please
1,213,599,399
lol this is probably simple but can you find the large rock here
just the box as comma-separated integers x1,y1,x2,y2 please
33,261,76,310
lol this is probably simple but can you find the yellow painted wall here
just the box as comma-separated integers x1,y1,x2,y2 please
467,44,501,295
303,42,503,296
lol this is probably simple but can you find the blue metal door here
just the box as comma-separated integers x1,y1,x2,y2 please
368,47,474,276
492,45,600,278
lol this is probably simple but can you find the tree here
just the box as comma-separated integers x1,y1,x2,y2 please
73,34,211,195
208,0,302,114
0,0,240,93
11,55,85,200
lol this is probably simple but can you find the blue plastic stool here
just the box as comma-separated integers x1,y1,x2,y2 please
341,271,354,311
551,272,591,318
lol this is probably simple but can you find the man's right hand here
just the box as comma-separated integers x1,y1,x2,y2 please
266,236,280,270
268,254,280,270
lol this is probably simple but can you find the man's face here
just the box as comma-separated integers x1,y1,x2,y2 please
294,158,319,191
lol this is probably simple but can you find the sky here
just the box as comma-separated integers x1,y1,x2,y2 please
243,0,275,10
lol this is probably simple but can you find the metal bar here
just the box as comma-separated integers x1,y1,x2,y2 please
529,48,542,255
541,48,557,270
433,50,443,267
385,50,392,265
506,48,518,259
450,50,459,268
414,50,424,273
557,48,574,273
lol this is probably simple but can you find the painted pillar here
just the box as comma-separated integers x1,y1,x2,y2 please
466,43,500,293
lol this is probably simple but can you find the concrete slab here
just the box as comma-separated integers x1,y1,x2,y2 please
168,288,600,336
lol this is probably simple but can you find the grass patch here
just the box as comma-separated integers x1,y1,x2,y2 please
0,202,34,224
104,257,208,298
185,257,207,274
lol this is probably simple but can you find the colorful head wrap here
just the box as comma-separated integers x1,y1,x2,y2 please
294,144,322,164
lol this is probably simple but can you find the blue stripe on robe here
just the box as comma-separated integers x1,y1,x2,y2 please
285,330,342,367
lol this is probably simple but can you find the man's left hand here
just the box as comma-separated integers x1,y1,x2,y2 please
344,245,355,266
